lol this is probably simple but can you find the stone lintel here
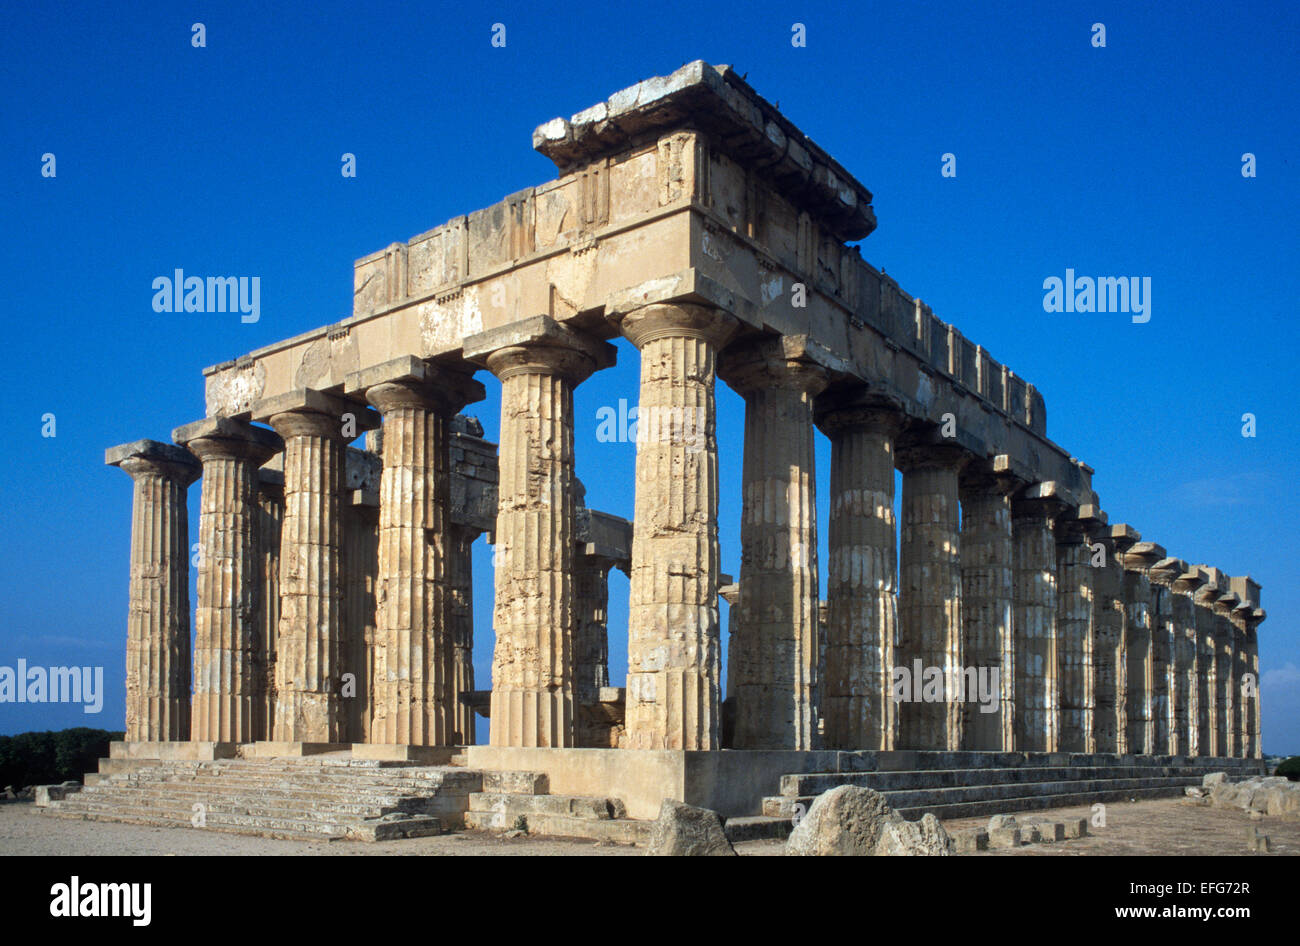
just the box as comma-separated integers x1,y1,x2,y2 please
718,582,740,606
533,61,876,242
172,416,283,459
250,387,380,431
605,269,737,321
342,355,485,408
580,509,633,567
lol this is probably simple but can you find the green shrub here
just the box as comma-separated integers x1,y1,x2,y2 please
1275,757,1300,782
0,728,122,789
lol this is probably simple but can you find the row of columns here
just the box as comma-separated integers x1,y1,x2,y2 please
110,301,1264,756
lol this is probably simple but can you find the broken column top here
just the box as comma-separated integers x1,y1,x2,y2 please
533,60,877,242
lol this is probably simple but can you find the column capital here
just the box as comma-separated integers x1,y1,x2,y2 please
960,452,1035,496
1147,556,1188,589
345,355,486,416
813,386,907,438
1174,564,1209,597
252,388,380,441
1011,480,1076,523
464,315,615,384
1118,540,1166,573
609,302,738,350
106,439,201,486
1053,502,1109,544
172,416,283,465
719,334,836,397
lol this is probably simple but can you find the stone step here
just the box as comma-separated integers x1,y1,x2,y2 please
50,789,438,825
463,809,651,845
723,815,792,843
467,791,626,821
780,766,1220,796
58,784,454,820
88,773,478,803
893,784,1191,822
45,805,442,841
763,775,1202,818
481,771,549,795
96,767,482,794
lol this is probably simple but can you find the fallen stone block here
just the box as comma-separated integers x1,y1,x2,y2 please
646,800,736,856
988,814,1017,831
34,784,81,807
1063,819,1088,839
953,828,989,853
785,785,952,856
988,826,1022,849
1203,772,1229,788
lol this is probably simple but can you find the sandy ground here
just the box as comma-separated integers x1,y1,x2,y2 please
1,796,1295,855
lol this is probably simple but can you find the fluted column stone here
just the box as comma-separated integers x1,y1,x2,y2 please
106,440,201,742
814,394,904,751
466,317,614,748
1092,525,1136,754
720,337,828,750
1119,542,1164,754
610,302,736,751
1194,580,1220,756
173,417,282,744
258,389,378,744
255,470,284,740
958,462,1020,752
1011,486,1068,752
897,440,968,751
1055,508,1104,754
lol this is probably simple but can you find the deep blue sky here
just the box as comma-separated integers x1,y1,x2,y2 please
3,1,1296,753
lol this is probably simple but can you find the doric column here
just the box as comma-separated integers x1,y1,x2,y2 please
1055,504,1105,754
720,337,828,750
1118,542,1163,753
1244,605,1265,759
814,392,904,751
466,317,614,748
448,524,479,746
1210,581,1238,758
1146,560,1177,755
1172,565,1208,757
106,440,201,742
173,418,282,743
1011,483,1069,752
255,469,283,740
346,357,484,746
897,437,969,751
1092,524,1136,754
957,458,1022,752
609,302,737,751
1193,576,1220,756
256,389,379,744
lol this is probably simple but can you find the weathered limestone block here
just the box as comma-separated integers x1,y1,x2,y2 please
257,389,379,743
1012,487,1067,752
611,302,737,751
814,394,903,751
173,417,282,744
786,785,953,856
465,317,614,748
720,337,828,750
958,467,1018,752
1171,564,1207,757
897,441,968,751
1119,542,1164,754
1209,583,1237,758
646,799,737,856
106,440,201,742
352,358,484,747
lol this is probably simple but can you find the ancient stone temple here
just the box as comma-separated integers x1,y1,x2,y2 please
74,63,1266,841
